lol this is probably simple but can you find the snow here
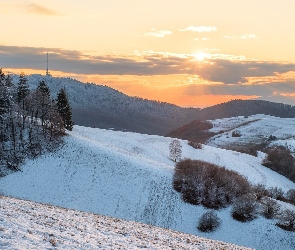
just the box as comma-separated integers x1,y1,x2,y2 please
0,115,295,249
0,196,251,250
207,114,295,151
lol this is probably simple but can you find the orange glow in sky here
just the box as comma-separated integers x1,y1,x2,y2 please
1,0,295,107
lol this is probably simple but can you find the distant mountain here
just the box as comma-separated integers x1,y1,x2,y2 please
198,99,295,120
18,75,200,135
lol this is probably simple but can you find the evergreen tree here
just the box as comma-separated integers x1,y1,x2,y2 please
36,80,51,125
0,69,9,117
57,88,73,131
37,80,50,97
17,72,29,103
5,73,14,88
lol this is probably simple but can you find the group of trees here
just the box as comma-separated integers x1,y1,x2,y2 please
0,68,73,176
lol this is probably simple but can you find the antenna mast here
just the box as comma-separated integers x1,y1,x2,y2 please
46,52,50,76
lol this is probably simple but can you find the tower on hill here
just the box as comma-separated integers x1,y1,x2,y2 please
46,52,51,77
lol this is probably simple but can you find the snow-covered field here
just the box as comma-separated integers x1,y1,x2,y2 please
0,196,251,250
0,115,295,249
207,114,295,151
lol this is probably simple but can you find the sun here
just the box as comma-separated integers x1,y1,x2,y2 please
194,52,206,61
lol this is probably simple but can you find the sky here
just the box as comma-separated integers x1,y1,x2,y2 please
0,0,295,107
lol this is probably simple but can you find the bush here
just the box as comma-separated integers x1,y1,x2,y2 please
286,189,295,204
252,184,268,200
188,141,202,149
231,195,258,222
268,187,284,200
232,131,241,137
261,197,280,219
173,159,250,209
263,146,295,182
277,209,295,231
197,210,221,232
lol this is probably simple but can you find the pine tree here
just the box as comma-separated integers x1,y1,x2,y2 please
0,69,10,117
17,72,29,103
37,80,50,97
57,88,73,131
36,80,51,125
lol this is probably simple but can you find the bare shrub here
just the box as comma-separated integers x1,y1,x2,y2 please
260,197,280,219
232,130,241,137
263,146,295,182
268,187,284,200
173,159,250,209
286,189,295,205
231,195,258,222
188,141,202,149
252,184,268,200
197,210,221,232
277,209,295,231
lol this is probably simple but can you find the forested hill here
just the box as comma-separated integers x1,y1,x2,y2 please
14,75,295,135
198,99,295,120
15,74,200,135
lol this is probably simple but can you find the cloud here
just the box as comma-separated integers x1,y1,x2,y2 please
224,34,256,39
144,29,172,37
27,3,60,16
0,1,60,16
0,45,295,85
180,26,217,32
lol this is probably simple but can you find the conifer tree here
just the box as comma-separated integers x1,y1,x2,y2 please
17,72,29,103
37,80,51,125
37,80,50,97
0,69,9,117
57,88,73,131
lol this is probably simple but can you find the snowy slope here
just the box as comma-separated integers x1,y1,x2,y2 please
207,114,295,151
0,196,251,250
0,122,295,249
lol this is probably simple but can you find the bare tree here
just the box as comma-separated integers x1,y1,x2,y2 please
169,139,182,162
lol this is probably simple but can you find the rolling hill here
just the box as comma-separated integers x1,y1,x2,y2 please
0,115,295,249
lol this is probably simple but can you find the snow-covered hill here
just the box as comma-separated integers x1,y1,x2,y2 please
207,114,295,151
0,116,295,249
0,196,251,250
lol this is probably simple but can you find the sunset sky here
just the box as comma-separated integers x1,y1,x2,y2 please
1,0,295,107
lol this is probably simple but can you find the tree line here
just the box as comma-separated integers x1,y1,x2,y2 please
0,68,73,176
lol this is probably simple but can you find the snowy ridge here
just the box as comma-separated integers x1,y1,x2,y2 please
0,196,251,250
0,117,295,249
